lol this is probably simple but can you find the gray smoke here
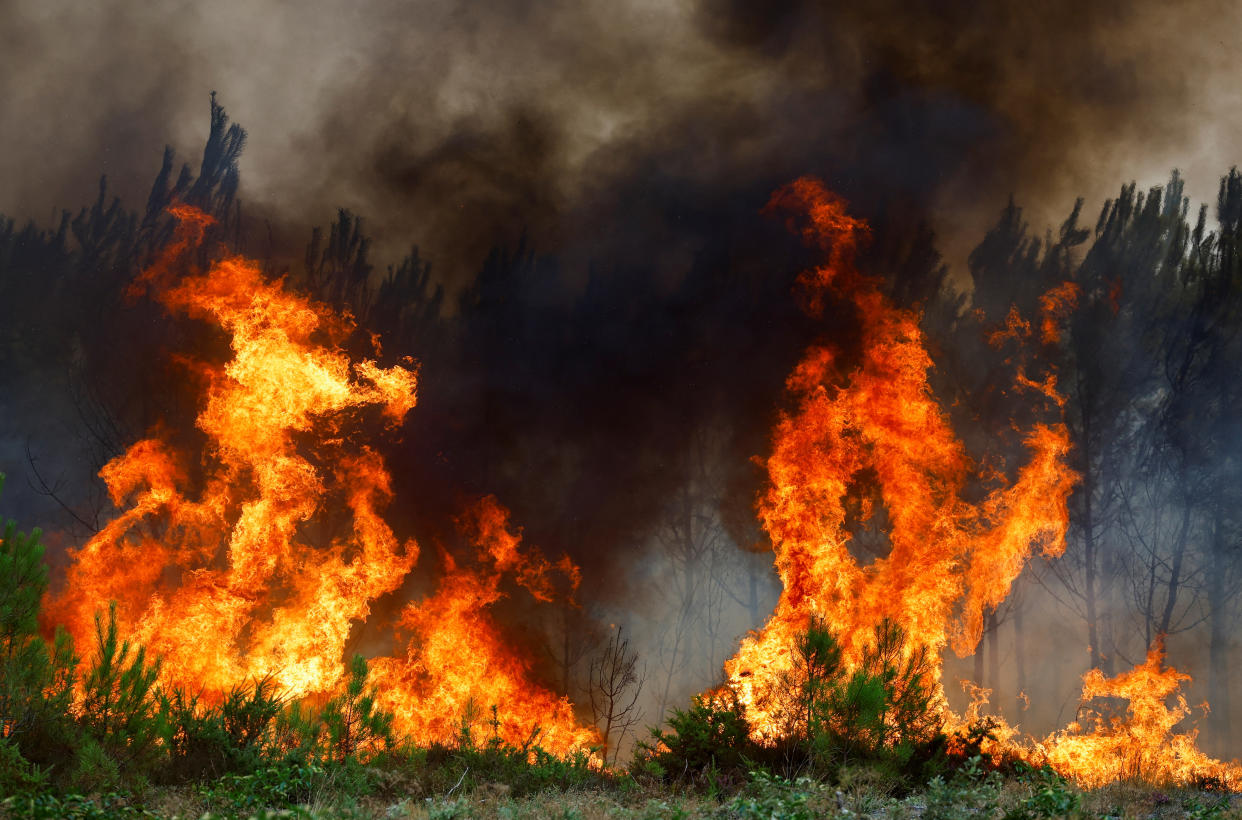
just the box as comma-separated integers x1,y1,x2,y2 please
3,0,1240,286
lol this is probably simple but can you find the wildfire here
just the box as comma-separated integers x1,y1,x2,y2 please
42,183,1242,783
723,177,1076,736
369,497,593,751
1039,643,1241,789
48,207,593,754
721,177,1242,789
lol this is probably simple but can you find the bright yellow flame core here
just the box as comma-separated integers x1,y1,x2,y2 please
720,178,1242,788
51,208,594,754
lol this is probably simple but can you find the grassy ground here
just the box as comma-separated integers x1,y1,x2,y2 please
5,768,1241,820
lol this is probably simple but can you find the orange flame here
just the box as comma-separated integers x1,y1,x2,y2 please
722,177,1076,738
369,496,595,751
49,208,592,754
719,178,1242,789
1030,643,1242,788
1037,281,1080,345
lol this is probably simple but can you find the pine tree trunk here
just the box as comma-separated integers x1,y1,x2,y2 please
1208,510,1232,754
973,628,984,690
986,609,1000,711
1157,499,1193,639
1083,511,1103,668
1013,600,1026,715
1080,422,1105,671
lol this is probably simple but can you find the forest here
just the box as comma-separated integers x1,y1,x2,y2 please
3,96,1242,819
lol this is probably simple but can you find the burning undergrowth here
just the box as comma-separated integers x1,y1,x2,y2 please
46,204,595,755
10,152,1242,796
715,177,1242,789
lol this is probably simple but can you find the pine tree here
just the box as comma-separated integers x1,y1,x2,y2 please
0,473,77,783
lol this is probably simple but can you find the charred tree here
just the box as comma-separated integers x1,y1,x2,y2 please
588,625,644,765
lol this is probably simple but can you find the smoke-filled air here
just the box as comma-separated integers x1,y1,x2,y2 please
3,1,1242,817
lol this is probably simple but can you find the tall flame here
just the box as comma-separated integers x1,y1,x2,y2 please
369,497,593,751
723,177,1242,788
723,177,1076,736
49,207,592,754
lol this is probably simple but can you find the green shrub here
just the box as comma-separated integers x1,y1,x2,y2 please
0,473,79,783
426,796,471,820
275,699,324,762
0,477,55,739
1178,791,1233,820
0,792,159,819
923,756,1003,820
0,734,49,795
159,686,223,781
199,760,326,816
824,619,938,758
633,689,753,783
1004,764,1081,819
727,770,827,820
160,673,286,782
268,655,396,769
320,654,394,764
68,735,125,793
73,602,165,787
786,614,844,744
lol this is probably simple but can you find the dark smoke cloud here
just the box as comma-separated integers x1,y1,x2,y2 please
696,0,1242,273
4,0,1239,287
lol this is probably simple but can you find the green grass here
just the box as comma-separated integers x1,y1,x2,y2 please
4,763,1241,820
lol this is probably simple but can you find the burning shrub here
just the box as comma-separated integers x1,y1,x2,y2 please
635,617,944,789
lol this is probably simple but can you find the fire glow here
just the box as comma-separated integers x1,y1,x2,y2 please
48,206,594,755
47,181,1242,787
720,177,1242,788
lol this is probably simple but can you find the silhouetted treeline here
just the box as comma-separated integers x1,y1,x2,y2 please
0,96,245,539
934,170,1242,756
